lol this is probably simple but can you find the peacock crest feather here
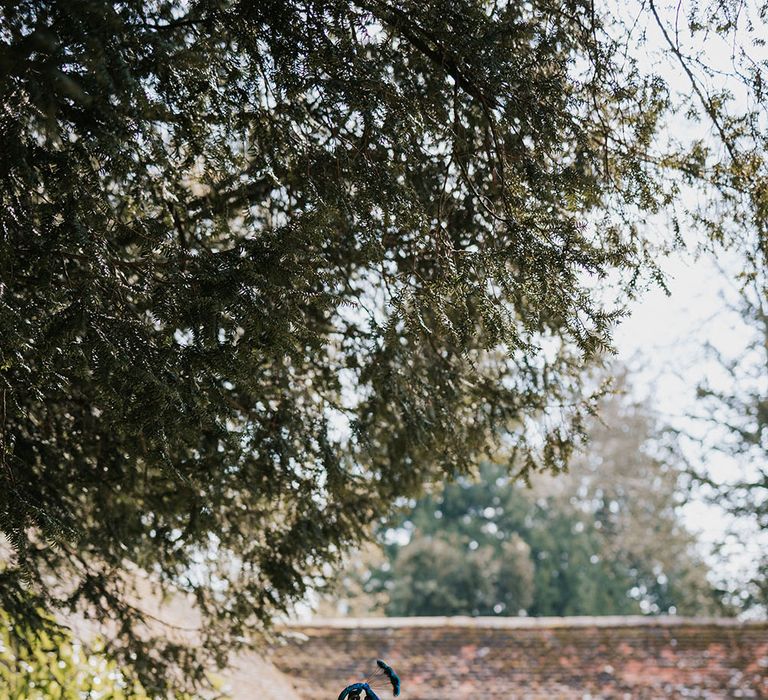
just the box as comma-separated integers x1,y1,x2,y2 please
337,659,401,700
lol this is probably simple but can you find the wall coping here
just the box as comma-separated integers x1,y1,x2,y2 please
285,615,767,630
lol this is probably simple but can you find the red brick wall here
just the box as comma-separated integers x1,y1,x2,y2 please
267,617,768,699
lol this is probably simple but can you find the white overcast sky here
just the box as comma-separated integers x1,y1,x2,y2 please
597,0,767,590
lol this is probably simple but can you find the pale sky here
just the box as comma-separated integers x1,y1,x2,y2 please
614,239,764,600
602,0,767,599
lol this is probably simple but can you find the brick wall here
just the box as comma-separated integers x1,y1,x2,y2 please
264,616,768,699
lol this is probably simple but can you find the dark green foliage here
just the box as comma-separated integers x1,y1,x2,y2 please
336,381,721,617
384,530,534,616
0,0,714,692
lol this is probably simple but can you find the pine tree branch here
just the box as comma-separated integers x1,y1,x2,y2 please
648,0,740,165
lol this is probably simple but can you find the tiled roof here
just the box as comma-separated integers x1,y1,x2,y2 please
263,616,768,699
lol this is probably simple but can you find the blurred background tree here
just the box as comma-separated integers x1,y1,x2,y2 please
324,370,723,618
686,276,768,611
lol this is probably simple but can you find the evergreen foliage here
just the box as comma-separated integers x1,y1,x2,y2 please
0,0,764,691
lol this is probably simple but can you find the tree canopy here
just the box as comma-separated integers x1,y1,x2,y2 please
1,0,766,693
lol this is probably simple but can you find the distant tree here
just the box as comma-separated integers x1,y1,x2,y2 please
637,0,768,612
386,532,533,616
532,373,721,616
330,374,720,617
688,277,768,609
